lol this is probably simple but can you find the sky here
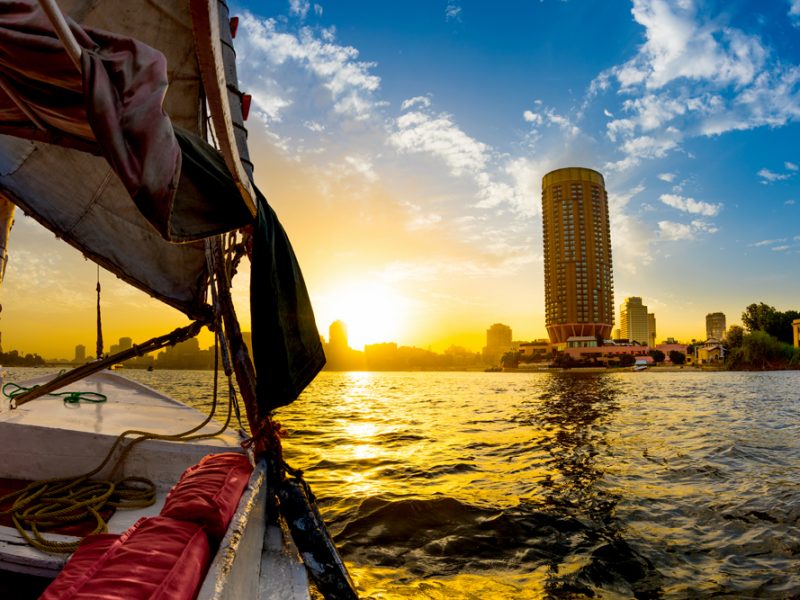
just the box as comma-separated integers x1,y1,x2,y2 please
2,0,800,358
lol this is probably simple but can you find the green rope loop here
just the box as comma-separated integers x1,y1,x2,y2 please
2,382,107,407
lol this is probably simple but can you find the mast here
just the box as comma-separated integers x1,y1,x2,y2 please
0,196,14,349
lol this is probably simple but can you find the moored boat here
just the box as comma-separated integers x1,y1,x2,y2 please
0,0,357,598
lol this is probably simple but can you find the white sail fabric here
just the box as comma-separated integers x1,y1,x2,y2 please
0,0,250,317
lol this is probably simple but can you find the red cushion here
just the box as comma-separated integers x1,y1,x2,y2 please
160,452,253,542
40,517,211,600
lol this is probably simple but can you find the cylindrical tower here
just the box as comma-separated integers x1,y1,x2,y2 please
542,167,614,345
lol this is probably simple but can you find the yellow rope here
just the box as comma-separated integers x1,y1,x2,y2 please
0,378,235,554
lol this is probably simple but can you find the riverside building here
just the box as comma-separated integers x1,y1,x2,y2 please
542,167,614,345
619,296,653,346
706,312,726,341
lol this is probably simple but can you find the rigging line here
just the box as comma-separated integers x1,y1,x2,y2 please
96,264,103,360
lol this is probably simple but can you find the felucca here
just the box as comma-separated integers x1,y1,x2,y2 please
0,1,356,598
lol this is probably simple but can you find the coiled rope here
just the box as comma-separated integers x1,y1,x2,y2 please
0,350,236,554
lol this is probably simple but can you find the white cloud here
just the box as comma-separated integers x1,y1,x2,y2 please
657,219,717,241
791,0,800,19
388,110,489,176
657,172,675,182
750,238,786,247
523,110,543,125
344,155,378,182
787,199,797,205
618,0,766,90
785,161,799,171
607,184,654,274
303,120,324,132
445,2,462,21
237,14,381,120
771,245,790,252
403,202,442,231
401,96,432,112
592,0,800,172
758,168,792,183
289,0,310,19
660,193,722,216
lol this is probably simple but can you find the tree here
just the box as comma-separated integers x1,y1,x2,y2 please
500,351,520,369
725,325,744,350
669,350,685,365
740,330,790,369
742,302,779,334
648,349,665,364
618,354,636,367
741,302,799,344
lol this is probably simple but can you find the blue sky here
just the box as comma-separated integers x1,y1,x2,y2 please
219,0,800,350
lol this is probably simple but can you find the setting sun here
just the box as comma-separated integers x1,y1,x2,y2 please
316,282,411,350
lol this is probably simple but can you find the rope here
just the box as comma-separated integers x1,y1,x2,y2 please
2,383,106,406
0,371,236,554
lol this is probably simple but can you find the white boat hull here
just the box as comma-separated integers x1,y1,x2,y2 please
0,371,310,599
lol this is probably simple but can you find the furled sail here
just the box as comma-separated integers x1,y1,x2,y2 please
0,0,252,317
0,0,325,410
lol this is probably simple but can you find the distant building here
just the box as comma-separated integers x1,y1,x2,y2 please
620,297,651,346
793,319,800,348
109,337,133,356
541,167,614,345
648,313,656,347
74,344,86,362
706,312,726,341
482,323,512,365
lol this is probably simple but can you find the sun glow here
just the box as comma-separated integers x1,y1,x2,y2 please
316,282,411,350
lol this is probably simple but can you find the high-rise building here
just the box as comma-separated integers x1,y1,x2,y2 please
482,323,512,365
74,344,86,362
620,297,651,345
328,320,348,351
542,167,614,344
705,312,726,341
648,313,656,347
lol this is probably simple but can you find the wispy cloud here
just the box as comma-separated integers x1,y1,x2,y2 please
791,0,800,24
758,167,794,183
660,193,722,216
344,155,378,182
657,172,675,182
785,161,798,171
237,13,382,121
523,104,580,136
749,238,787,247
657,219,718,241
389,110,489,176
445,1,462,21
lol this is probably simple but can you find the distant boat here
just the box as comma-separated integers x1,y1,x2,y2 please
632,358,649,371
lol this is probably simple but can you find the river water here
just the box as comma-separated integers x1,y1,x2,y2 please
6,368,800,598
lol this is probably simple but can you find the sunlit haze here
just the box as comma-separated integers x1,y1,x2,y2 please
2,0,799,358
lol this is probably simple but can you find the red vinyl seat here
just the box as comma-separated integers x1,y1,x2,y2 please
160,452,253,542
40,516,211,600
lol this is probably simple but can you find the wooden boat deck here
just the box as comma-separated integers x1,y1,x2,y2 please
0,371,311,599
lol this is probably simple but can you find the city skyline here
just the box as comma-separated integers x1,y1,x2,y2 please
1,0,799,357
